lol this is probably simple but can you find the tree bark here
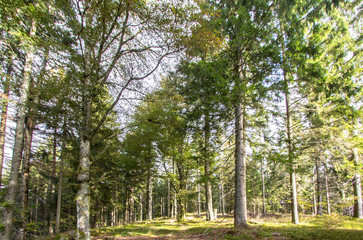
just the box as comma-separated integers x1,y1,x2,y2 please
0,19,36,240
221,176,225,216
56,134,66,234
205,115,215,221
315,160,323,216
0,59,11,188
313,194,317,216
234,61,248,227
76,134,91,239
234,100,248,227
197,183,201,215
139,193,143,221
283,63,299,224
324,163,331,215
167,178,171,218
353,148,362,218
262,161,266,215
19,117,35,240
55,153,64,234
147,170,153,220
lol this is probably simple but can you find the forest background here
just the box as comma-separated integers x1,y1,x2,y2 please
0,0,362,240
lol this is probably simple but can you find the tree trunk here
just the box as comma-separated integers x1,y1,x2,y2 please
234,76,248,228
284,73,299,224
0,59,11,188
262,161,266,215
316,160,323,216
55,145,65,234
0,19,36,240
324,163,331,215
197,183,201,215
313,194,317,216
76,135,91,239
174,191,177,218
55,159,63,233
221,177,225,216
48,129,57,235
147,171,153,220
280,24,299,224
19,117,35,240
139,193,143,221
205,115,215,221
167,178,171,218
34,176,39,235
353,148,362,218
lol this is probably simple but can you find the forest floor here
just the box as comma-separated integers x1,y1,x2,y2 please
91,214,363,240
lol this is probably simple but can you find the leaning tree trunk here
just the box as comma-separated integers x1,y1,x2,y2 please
205,115,215,221
0,59,11,188
234,57,248,228
353,148,362,218
0,19,36,240
19,117,35,240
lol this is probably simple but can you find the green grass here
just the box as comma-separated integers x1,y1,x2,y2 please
92,216,233,239
91,214,363,240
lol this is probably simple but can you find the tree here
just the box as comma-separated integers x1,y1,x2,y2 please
215,0,279,228
0,1,38,238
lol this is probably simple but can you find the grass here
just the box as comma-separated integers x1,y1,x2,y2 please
89,214,363,239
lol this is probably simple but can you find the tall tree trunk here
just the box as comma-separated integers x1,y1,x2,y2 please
56,132,66,234
147,170,153,220
129,188,135,223
205,115,215,221
315,160,323,216
324,163,331,215
353,148,362,218
76,128,91,239
234,59,248,227
139,193,143,221
283,67,299,224
0,19,36,240
280,24,299,224
55,153,64,234
76,1,93,237
0,59,11,188
197,183,201,215
313,194,317,216
173,160,177,218
34,175,39,235
262,161,266,215
48,129,57,235
220,174,225,216
167,178,171,218
19,117,35,240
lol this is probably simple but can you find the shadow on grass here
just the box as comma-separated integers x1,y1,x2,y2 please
92,215,363,240
224,224,363,240
92,218,233,239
